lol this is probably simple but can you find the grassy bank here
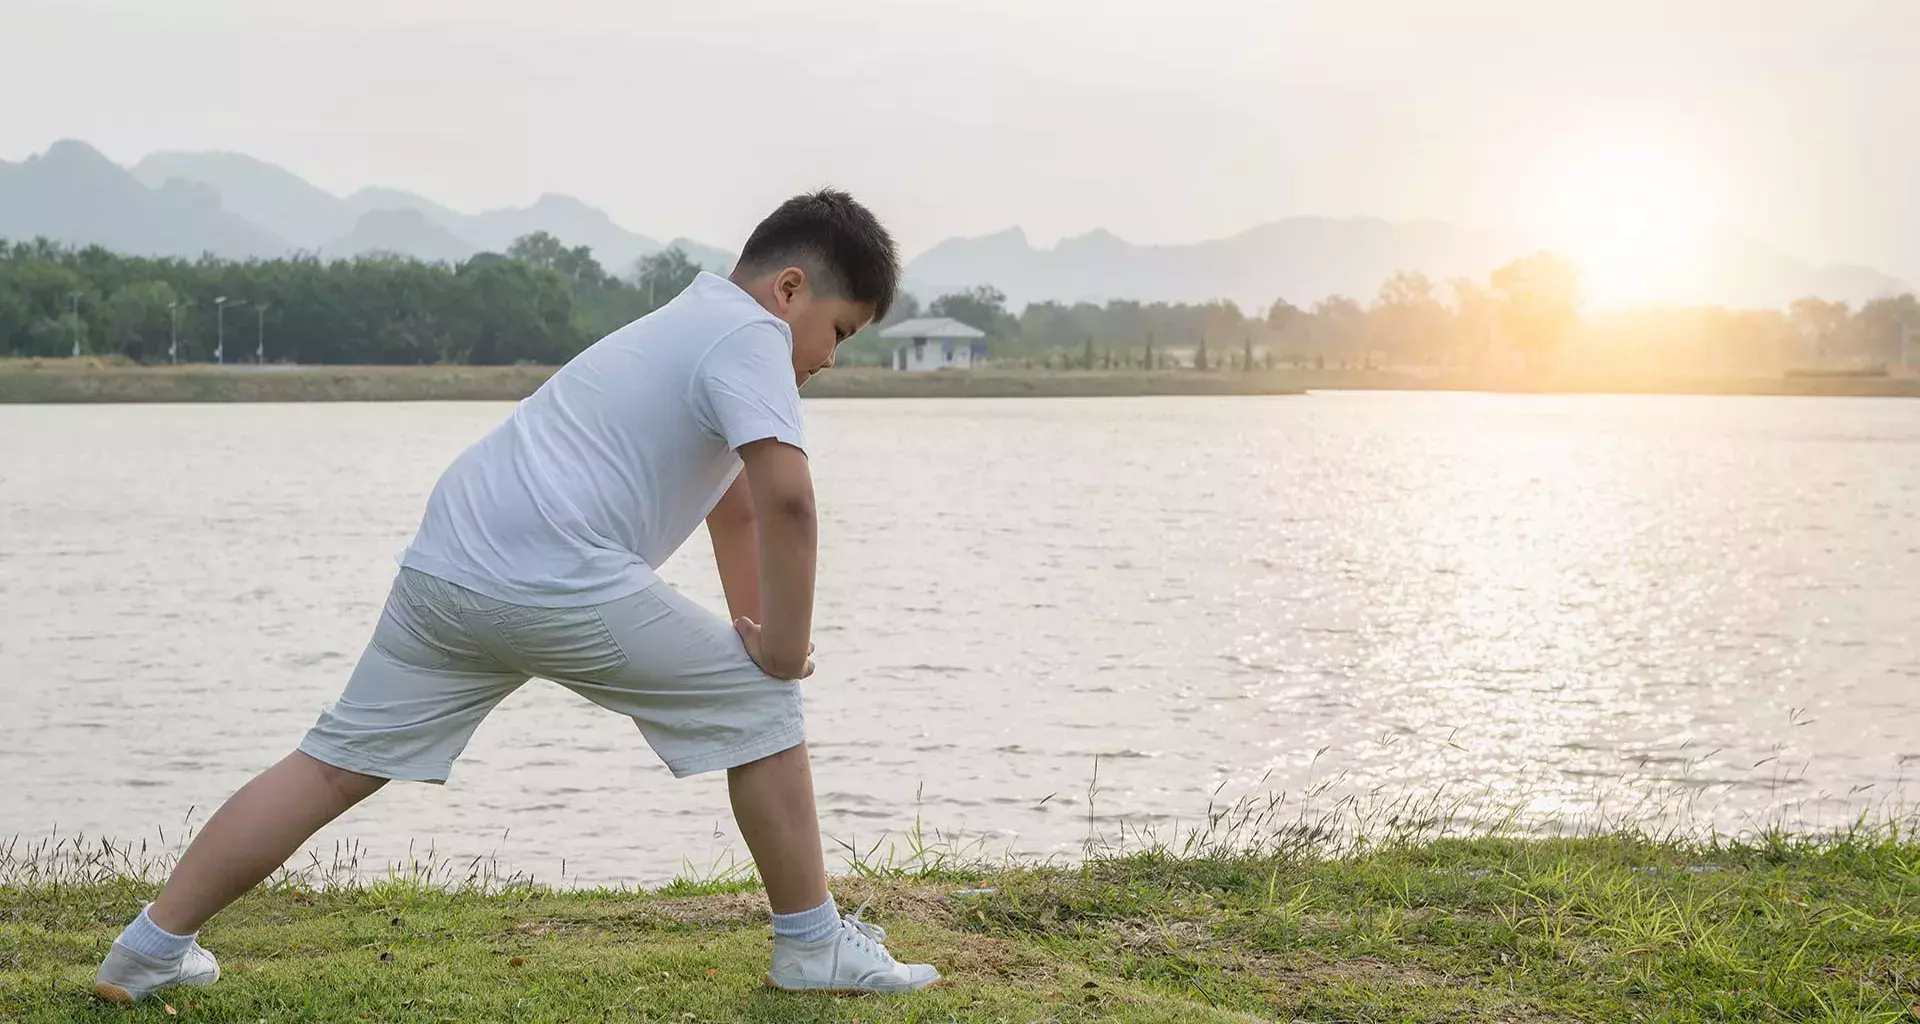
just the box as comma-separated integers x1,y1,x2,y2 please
6,358,1920,402
5,825,1916,1022
0,360,1308,403
0,360,560,403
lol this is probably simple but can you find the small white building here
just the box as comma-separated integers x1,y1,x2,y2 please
879,317,988,371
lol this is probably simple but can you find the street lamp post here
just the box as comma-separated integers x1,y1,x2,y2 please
69,291,82,358
214,296,247,365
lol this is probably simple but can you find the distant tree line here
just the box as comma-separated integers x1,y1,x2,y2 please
6,236,1916,375
0,232,702,365
852,255,1920,376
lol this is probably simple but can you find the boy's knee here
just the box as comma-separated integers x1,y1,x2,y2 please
293,751,389,803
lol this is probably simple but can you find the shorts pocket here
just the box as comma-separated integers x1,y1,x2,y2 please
368,587,459,672
491,605,631,680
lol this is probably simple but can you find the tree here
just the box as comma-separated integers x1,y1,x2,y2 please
887,291,922,324
1262,298,1307,365
104,280,178,362
1788,297,1851,366
1194,334,1209,371
1267,298,1304,333
1017,302,1076,353
0,287,29,353
929,286,1017,343
1851,295,1920,369
0,255,87,357
508,232,607,288
1371,270,1447,364
634,247,703,312
1447,278,1497,367
0,237,600,365
1310,296,1367,362
1489,253,1580,370
452,259,578,365
31,233,1879,380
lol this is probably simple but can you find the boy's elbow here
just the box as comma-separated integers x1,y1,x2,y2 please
739,440,816,524
766,492,816,523
707,474,756,530
707,500,755,532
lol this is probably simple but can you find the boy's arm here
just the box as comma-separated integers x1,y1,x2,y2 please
705,472,762,622
736,439,816,680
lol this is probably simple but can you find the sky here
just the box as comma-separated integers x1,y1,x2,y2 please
3,0,1916,281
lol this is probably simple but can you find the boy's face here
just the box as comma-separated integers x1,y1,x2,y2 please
768,267,875,387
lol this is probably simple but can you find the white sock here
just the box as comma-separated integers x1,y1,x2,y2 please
771,895,840,944
117,904,196,960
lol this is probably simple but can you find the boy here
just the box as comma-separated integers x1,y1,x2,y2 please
93,189,940,1001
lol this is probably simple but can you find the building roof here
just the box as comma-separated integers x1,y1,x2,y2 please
878,317,987,340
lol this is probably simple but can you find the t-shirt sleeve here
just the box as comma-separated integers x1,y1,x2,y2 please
691,321,807,453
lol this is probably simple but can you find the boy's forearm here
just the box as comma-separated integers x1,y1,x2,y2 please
708,517,762,622
737,440,817,680
706,473,762,621
753,497,817,679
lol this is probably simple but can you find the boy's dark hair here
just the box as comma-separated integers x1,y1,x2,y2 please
737,189,899,321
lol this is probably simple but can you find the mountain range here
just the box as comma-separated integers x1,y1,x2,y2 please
2,140,1911,312
0,140,727,274
911,221,1533,311
908,224,1915,312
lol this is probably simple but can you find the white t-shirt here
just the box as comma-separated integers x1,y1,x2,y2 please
401,272,806,607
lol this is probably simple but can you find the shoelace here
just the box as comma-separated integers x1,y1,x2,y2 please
841,899,895,964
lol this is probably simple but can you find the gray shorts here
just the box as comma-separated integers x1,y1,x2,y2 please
299,568,805,782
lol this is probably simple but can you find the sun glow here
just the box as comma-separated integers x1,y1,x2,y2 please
1555,148,1717,308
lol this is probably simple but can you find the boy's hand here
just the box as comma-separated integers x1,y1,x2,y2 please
734,618,815,680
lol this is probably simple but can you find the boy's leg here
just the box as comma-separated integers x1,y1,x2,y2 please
544,583,938,991
98,568,525,1001
148,751,386,934
535,584,819,899
727,742,828,914
92,753,388,1003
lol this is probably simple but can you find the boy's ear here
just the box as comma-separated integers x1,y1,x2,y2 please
773,266,807,311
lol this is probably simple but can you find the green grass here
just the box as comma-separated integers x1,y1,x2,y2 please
5,818,1917,1023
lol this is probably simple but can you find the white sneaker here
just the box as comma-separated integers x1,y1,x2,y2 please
766,902,940,994
91,940,221,1003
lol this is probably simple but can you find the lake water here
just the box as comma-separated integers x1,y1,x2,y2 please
3,394,1917,885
